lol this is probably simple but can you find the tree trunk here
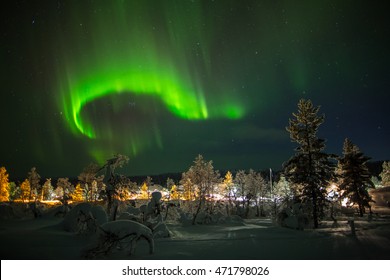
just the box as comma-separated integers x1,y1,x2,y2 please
192,198,204,225
312,187,318,228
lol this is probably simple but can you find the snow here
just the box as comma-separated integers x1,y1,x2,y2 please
1,204,390,260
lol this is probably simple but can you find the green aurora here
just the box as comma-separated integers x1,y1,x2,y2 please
55,1,244,163
1,0,388,177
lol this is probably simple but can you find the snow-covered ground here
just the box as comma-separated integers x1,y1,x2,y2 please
1,206,389,260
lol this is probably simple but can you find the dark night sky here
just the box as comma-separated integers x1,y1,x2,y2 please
1,0,389,179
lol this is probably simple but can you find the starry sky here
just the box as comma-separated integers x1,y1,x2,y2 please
1,0,389,179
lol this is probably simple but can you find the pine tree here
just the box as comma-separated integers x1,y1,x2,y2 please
27,167,41,200
0,167,10,202
337,138,374,216
20,179,31,202
283,99,334,228
72,183,84,202
180,154,220,225
379,161,390,187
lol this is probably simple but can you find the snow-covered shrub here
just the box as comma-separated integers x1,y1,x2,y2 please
152,222,171,238
117,212,142,223
62,203,107,234
84,220,154,258
126,205,141,215
276,201,312,230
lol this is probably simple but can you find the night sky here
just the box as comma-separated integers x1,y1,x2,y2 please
1,0,389,179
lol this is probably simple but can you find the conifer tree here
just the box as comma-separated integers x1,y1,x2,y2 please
337,138,374,216
283,99,334,228
0,167,10,202
72,183,84,202
27,167,41,201
380,161,390,187
20,179,31,202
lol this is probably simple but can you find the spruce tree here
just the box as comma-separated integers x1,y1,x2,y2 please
379,161,390,187
283,99,334,228
337,138,374,216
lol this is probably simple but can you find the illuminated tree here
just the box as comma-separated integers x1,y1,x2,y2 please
273,176,293,200
27,167,41,201
337,138,374,216
181,177,195,201
56,177,74,203
170,184,180,200
78,163,101,202
140,182,149,199
234,170,247,206
0,167,10,202
283,99,334,228
181,154,221,225
380,161,390,187
20,179,31,202
8,182,19,201
222,171,234,197
42,178,54,200
72,183,84,202
246,169,267,217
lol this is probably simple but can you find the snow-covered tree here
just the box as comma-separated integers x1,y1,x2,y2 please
56,177,74,203
380,161,390,187
283,99,335,228
78,163,101,202
27,167,41,201
20,179,31,202
246,169,268,217
0,167,10,202
181,154,221,225
42,178,54,200
181,177,195,201
337,138,374,216
101,154,129,219
273,176,293,201
234,170,247,206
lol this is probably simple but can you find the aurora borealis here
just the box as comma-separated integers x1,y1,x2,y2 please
1,0,389,178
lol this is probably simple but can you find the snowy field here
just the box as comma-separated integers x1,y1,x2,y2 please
1,206,389,260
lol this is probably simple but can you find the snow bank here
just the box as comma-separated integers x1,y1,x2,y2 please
62,203,107,233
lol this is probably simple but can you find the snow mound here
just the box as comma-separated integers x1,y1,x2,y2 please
62,203,107,233
0,204,17,220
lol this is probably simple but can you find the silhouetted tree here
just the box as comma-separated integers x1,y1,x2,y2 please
283,99,334,228
337,138,374,216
